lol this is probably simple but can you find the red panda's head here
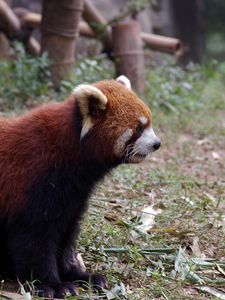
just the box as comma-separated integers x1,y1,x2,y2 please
73,76,160,164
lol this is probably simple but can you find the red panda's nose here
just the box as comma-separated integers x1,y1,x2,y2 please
153,140,161,151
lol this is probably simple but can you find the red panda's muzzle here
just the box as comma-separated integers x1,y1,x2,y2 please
121,127,160,164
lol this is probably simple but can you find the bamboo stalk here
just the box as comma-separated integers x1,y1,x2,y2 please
13,7,182,56
26,36,40,56
14,9,96,39
13,7,41,28
112,21,145,93
79,20,95,38
12,7,40,56
22,12,41,28
82,0,111,52
141,32,183,56
83,0,106,27
41,0,84,87
0,0,20,34
14,8,96,40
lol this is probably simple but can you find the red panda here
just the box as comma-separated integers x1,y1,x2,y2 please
0,76,160,298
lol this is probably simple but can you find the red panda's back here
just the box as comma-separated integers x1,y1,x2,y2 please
0,100,78,216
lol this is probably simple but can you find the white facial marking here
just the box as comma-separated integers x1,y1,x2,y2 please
139,116,148,126
116,75,131,90
136,127,159,152
80,117,93,139
114,128,133,155
129,127,160,163
73,84,108,139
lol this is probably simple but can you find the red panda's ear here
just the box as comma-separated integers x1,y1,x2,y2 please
73,84,108,138
116,75,131,90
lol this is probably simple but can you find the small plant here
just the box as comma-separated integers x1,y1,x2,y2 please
0,45,115,111
144,60,225,113
0,42,52,110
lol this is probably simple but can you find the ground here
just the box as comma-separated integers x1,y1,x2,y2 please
0,58,225,300
78,66,225,300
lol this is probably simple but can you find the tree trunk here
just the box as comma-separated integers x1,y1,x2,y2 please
171,0,205,64
41,0,84,87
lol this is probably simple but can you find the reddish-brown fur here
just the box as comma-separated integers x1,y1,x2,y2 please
94,80,151,129
0,97,76,215
0,80,151,216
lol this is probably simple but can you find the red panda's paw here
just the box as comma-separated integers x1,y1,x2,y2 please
35,282,78,299
91,273,109,290
35,284,55,299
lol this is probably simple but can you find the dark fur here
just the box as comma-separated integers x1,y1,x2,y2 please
0,79,152,298
0,100,116,297
3,162,112,297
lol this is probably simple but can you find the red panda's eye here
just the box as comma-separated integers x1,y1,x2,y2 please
135,124,144,137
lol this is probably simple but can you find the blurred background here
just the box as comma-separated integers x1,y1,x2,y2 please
3,0,225,61
1,0,225,92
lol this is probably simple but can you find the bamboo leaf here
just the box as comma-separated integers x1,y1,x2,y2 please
197,286,225,300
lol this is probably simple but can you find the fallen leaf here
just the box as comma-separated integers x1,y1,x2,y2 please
0,291,24,300
211,151,220,159
197,286,225,299
76,253,86,272
217,264,225,277
106,282,127,299
197,139,211,145
188,236,205,258
136,205,162,233
147,227,194,237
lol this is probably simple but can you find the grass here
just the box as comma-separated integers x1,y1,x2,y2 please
0,46,225,299
78,60,225,300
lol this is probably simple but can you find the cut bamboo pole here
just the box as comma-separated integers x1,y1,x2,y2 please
22,12,41,28
83,0,106,27
13,7,40,56
82,0,182,56
79,20,95,38
13,7,30,19
14,7,41,28
0,0,20,34
112,21,145,93
14,9,96,40
41,0,84,87
141,32,183,56
14,8,95,39
13,7,183,57
26,36,40,55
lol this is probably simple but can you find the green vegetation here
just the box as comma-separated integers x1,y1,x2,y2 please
205,0,225,60
0,48,225,299
0,43,115,111
145,60,225,111
0,43,51,111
